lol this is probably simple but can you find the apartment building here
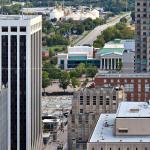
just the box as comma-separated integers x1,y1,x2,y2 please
0,15,42,150
87,101,150,150
68,86,125,150
94,72,150,101
135,0,150,72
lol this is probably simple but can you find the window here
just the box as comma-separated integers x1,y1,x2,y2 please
85,114,88,123
106,98,109,105
145,84,150,92
118,129,128,133
80,109,83,113
86,96,90,105
113,96,116,100
138,84,141,92
79,115,82,123
2,26,8,32
20,26,26,32
100,96,103,105
80,96,83,105
11,26,17,32
93,96,96,105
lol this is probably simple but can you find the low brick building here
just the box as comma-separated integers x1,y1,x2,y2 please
94,73,150,101
68,86,125,150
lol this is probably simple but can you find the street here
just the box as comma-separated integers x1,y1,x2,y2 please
76,12,131,46
44,125,68,150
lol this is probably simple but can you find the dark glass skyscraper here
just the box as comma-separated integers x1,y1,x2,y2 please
0,15,42,150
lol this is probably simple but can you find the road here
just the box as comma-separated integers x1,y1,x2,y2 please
76,12,131,46
44,125,68,150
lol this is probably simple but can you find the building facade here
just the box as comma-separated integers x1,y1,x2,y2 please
68,86,125,150
0,15,42,150
135,0,150,72
95,73,150,101
96,39,135,72
87,101,150,150
0,88,8,150
57,46,100,69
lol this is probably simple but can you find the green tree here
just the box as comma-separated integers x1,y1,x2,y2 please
93,35,105,48
120,17,127,23
43,63,61,79
59,71,70,92
71,77,80,89
42,71,51,95
75,63,86,77
69,70,79,78
86,66,98,80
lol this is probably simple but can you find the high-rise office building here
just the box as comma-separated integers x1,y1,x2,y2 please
135,0,150,72
0,87,8,150
0,15,42,150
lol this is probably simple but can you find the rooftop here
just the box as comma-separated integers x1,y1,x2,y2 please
97,48,124,56
89,114,150,143
95,72,150,78
0,15,39,21
116,102,150,118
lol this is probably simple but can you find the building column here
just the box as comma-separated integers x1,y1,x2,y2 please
114,58,116,70
104,58,105,70
107,59,109,70
100,58,103,69
111,58,113,70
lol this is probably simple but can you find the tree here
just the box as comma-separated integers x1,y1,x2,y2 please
71,77,80,89
93,35,105,48
75,63,86,77
42,71,51,95
59,71,70,92
120,17,127,23
43,63,61,79
69,70,79,78
86,66,98,80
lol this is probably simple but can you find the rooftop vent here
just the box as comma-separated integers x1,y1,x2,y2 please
129,108,139,112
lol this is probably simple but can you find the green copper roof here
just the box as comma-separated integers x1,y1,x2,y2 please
97,48,124,56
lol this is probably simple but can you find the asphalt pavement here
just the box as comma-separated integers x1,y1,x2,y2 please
76,12,131,46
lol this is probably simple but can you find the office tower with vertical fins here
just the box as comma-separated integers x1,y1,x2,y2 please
0,15,42,150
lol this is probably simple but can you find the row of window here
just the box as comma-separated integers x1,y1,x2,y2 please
104,79,148,83
80,96,116,106
92,147,148,150
137,2,150,6
1,26,26,32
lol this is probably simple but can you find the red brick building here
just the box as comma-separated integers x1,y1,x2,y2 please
94,73,150,101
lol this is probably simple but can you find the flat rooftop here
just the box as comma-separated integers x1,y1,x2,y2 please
0,15,39,21
89,114,150,143
95,72,150,78
116,102,150,118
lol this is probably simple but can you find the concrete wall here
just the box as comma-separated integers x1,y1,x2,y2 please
87,142,150,150
115,118,150,136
